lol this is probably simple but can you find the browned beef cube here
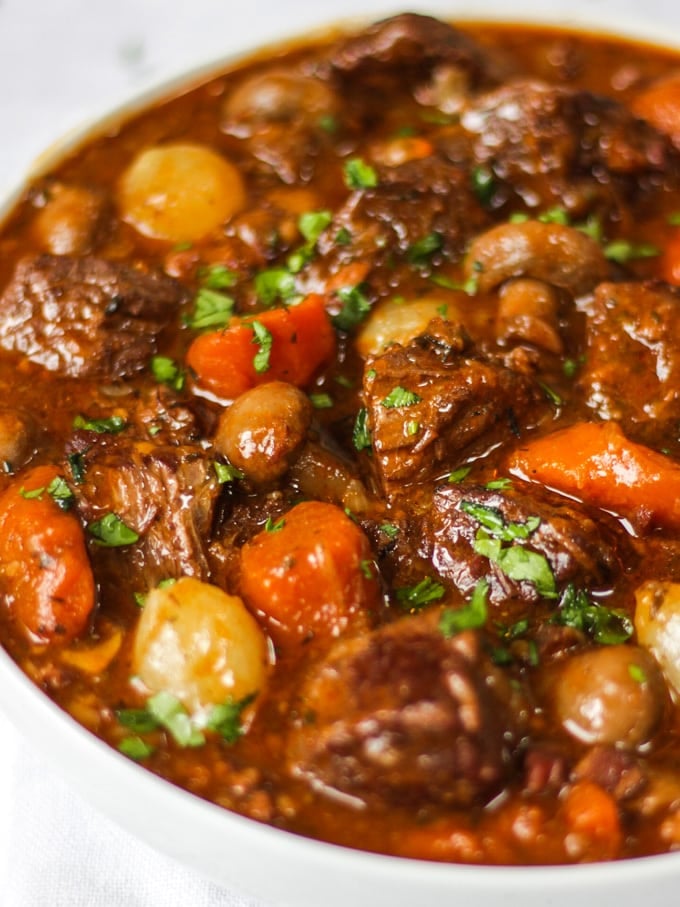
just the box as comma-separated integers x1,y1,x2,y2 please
67,430,220,591
580,281,680,432
422,481,626,604
461,80,679,214
287,611,519,808
0,254,186,379
329,13,502,95
363,320,545,497
313,158,487,299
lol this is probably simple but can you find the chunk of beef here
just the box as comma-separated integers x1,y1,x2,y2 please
421,481,627,603
328,13,504,109
579,281,680,434
461,80,680,216
0,254,186,379
66,427,220,592
287,611,519,808
362,320,546,497
311,157,487,299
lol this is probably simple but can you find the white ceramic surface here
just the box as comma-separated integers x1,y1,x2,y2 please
2,1,680,905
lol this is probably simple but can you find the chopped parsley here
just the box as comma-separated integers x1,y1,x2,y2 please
396,576,445,611
207,693,257,744
439,578,488,637
187,287,235,330
20,476,74,507
67,452,86,485
343,157,378,190
381,386,422,408
380,523,400,539
199,263,237,290
118,736,155,761
214,461,244,484
151,355,185,392
318,113,338,134
298,209,332,244
553,584,633,645
309,392,334,409
629,663,648,684
539,382,563,407
353,407,372,452
471,166,496,205
485,478,512,491
407,232,443,266
334,226,352,246
332,285,371,332
360,560,374,579
603,240,660,263
47,476,75,511
147,691,205,748
72,414,127,434
116,708,161,734
264,516,286,533
88,513,139,547
460,501,540,542
254,268,298,306
250,320,273,374
19,485,44,500
462,501,557,598
538,206,570,225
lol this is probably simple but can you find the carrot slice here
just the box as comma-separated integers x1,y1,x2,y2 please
632,72,680,148
0,465,95,643
560,780,622,861
239,501,379,650
186,293,335,400
509,420,680,530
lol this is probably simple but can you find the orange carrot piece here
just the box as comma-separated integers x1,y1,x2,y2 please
561,780,622,861
239,501,379,650
631,72,680,148
661,228,680,285
186,293,336,400
509,420,680,530
0,465,95,644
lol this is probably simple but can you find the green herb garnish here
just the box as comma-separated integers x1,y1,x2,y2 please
439,578,488,637
151,355,185,392
207,693,257,744
343,157,378,190
187,287,235,330
353,407,372,452
396,576,445,610
332,285,372,331
254,268,298,306
147,691,205,748
553,584,633,644
73,414,127,434
250,320,273,374
381,386,422,408
88,513,139,547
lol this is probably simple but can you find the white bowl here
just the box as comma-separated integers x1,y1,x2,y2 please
2,2,680,905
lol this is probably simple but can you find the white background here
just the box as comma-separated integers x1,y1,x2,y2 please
1,0,680,904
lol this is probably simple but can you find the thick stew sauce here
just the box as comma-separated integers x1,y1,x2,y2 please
4,13,680,864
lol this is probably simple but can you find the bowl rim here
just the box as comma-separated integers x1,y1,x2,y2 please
3,2,680,900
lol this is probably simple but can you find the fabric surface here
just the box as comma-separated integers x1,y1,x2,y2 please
0,714,266,907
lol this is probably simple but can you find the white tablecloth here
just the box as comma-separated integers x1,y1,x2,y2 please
1,0,679,902
0,728,265,906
